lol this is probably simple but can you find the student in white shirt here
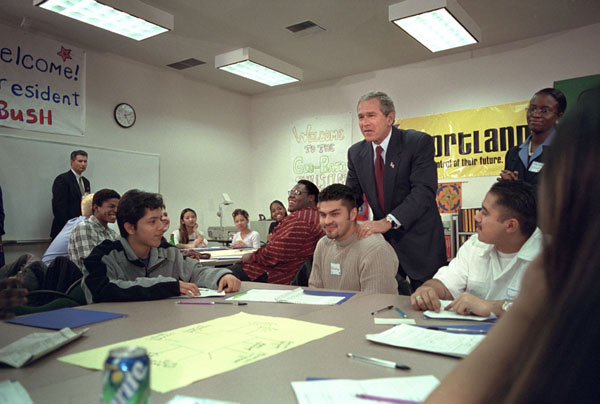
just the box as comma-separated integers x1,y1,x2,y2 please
231,209,260,248
411,181,540,318
171,208,207,248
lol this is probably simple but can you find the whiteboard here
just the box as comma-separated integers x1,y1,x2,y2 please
0,134,159,241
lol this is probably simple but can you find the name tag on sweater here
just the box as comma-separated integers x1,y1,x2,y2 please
529,161,543,173
330,262,341,276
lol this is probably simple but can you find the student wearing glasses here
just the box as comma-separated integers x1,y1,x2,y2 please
231,180,325,285
499,88,566,188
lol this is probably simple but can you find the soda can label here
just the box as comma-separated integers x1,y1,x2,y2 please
103,346,150,404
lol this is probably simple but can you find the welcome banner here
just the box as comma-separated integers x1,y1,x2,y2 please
290,113,352,188
0,24,86,136
395,101,529,179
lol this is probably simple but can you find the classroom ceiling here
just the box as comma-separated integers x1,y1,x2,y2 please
2,0,600,96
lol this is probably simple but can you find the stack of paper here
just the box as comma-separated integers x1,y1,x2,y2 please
227,288,352,305
423,300,496,321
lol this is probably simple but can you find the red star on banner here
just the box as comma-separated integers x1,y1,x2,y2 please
57,46,72,62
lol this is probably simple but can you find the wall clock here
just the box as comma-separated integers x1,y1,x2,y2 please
114,103,136,128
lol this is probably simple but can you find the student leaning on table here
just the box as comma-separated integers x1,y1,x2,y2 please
411,181,541,318
425,87,600,404
80,190,240,304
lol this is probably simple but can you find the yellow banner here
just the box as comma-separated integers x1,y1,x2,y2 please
395,101,529,179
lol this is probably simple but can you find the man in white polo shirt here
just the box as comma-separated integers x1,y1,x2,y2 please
411,181,541,317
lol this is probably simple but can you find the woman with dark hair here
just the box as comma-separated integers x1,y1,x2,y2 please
231,209,260,248
499,87,567,187
171,208,207,248
267,200,287,242
425,86,600,404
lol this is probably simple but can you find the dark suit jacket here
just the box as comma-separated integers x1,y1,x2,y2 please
504,144,548,189
346,126,446,281
50,171,90,238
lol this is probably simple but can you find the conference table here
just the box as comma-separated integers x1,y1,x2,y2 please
0,282,481,403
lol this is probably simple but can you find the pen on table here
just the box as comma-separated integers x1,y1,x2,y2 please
394,306,407,318
356,393,419,404
371,305,394,315
426,326,487,334
347,353,410,370
176,301,248,306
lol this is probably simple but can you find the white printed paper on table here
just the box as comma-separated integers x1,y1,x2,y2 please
292,375,439,404
424,300,496,321
227,288,345,305
366,324,485,358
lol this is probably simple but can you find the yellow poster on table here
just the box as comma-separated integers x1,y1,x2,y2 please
395,101,529,179
59,312,342,393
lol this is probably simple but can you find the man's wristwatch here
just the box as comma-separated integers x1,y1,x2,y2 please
502,300,513,312
385,215,398,229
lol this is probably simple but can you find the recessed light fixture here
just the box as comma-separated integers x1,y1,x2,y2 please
389,0,480,52
215,47,302,87
34,0,174,41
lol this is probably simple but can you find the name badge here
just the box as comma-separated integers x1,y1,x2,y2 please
529,161,544,173
330,262,341,276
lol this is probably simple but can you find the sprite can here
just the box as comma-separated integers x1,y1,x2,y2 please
103,346,150,404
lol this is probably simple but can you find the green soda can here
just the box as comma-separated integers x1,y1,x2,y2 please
103,346,150,404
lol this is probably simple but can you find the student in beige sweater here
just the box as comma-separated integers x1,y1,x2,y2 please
309,184,398,294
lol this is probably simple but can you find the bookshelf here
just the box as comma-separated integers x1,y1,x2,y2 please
450,208,481,257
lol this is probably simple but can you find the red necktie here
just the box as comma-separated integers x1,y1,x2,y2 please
375,145,385,212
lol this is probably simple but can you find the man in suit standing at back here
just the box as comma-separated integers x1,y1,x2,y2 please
50,150,90,239
346,91,446,294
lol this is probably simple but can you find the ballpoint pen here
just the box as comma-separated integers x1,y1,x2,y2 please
426,326,487,334
371,305,394,315
347,353,410,370
356,394,419,404
394,306,407,318
176,301,248,305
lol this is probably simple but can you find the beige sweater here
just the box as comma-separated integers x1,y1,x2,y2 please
309,232,398,294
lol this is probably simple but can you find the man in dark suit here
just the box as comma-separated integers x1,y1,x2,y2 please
50,150,90,239
346,91,446,294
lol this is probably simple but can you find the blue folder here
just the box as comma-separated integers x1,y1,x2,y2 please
6,307,127,330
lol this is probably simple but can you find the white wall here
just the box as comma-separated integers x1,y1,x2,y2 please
3,22,600,240
0,44,252,238
249,23,600,223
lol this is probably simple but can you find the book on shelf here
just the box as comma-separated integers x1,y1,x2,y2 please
458,208,481,233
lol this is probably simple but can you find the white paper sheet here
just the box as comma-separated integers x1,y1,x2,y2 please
169,288,226,298
292,375,439,404
165,395,239,404
0,327,87,368
227,288,344,305
0,380,34,404
374,318,416,325
424,300,496,321
366,324,485,358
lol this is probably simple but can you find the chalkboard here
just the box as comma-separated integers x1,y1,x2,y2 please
0,134,159,241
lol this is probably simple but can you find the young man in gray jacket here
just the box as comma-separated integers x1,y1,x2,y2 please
81,190,240,304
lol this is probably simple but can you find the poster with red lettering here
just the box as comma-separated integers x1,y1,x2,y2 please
0,24,86,136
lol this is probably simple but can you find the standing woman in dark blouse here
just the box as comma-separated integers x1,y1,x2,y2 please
267,200,287,242
499,88,566,188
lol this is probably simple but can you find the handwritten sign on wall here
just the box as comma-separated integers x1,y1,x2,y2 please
0,23,86,136
290,112,352,189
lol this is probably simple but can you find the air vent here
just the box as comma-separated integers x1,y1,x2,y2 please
285,20,326,37
167,58,206,70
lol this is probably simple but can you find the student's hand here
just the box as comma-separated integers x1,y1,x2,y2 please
497,169,519,182
231,241,246,248
179,281,200,297
357,219,392,239
0,277,28,319
411,285,442,312
240,253,253,264
183,250,211,260
445,292,491,317
217,274,241,293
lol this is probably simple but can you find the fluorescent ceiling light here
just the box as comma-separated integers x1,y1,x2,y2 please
215,47,302,87
34,0,173,41
389,0,480,52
